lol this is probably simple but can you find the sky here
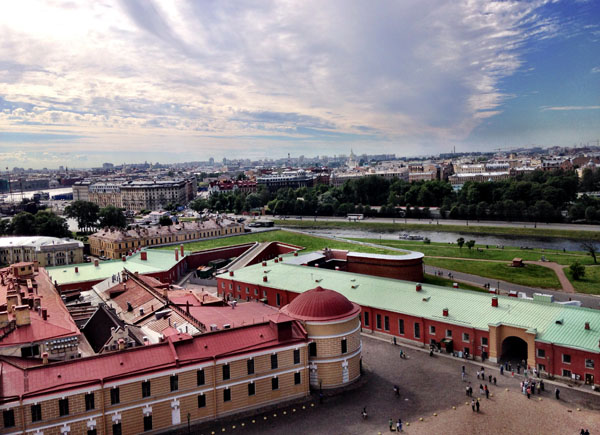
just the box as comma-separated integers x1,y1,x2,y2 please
0,0,599,169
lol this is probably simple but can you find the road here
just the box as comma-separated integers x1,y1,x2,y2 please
277,215,600,232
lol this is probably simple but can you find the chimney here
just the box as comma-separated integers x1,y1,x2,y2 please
94,259,99,267
6,293,18,311
122,256,126,262
139,307,144,316
262,261,267,267
42,352,49,365
274,258,278,263
14,305,31,326
0,311,8,327
335,266,340,271
175,248,179,261
492,297,498,307
75,267,79,273
263,276,268,282
585,322,590,330
42,308,47,321
141,251,147,261
279,257,283,262
443,308,449,317
453,282,458,288
294,252,298,256
229,271,234,276
186,300,190,314
123,283,127,291
118,338,125,350
180,244,184,257
314,264,319,268
416,283,422,292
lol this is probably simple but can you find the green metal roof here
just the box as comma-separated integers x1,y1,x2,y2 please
47,250,185,285
222,260,600,354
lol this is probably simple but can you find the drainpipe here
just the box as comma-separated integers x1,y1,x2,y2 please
213,357,218,419
101,379,107,435
20,397,25,435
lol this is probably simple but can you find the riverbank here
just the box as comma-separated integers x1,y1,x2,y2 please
275,219,600,241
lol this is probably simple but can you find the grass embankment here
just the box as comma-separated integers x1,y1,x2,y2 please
424,258,561,289
154,230,400,255
351,238,593,266
422,274,486,292
564,265,600,295
275,219,600,241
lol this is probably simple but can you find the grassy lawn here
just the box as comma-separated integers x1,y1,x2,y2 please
424,258,561,289
275,219,600,241
422,273,487,293
153,230,401,255
564,265,600,295
350,238,593,266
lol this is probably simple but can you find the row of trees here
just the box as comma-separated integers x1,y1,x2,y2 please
190,169,600,223
0,210,71,238
64,201,127,231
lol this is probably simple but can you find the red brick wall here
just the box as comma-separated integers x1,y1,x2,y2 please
346,254,423,282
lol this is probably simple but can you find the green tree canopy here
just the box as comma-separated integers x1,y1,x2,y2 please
64,200,99,232
99,206,127,228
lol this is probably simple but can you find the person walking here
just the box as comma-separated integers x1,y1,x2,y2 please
476,400,480,413
488,374,492,383
471,399,476,412
462,371,466,382
500,365,504,376
466,385,470,396
469,385,473,397
462,365,465,374
397,419,402,433
479,384,484,395
389,418,394,432
484,385,489,399
540,379,544,392
555,387,560,400
493,376,497,386
526,387,531,399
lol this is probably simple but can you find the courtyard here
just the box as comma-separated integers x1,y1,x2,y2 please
181,334,600,435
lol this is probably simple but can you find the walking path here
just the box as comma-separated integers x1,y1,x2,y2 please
525,260,575,293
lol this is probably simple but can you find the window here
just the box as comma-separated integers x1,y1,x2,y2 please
112,423,122,435
398,319,404,335
363,311,369,327
247,358,255,375
262,290,267,298
562,369,572,378
294,372,301,385
31,404,42,422
562,354,571,364
446,329,452,337
229,283,232,290
293,349,300,364
223,364,230,380
376,314,382,329
85,392,95,411
276,293,281,306
3,410,15,428
462,333,470,343
197,369,205,386
272,377,279,390
246,287,249,294
309,342,317,357
110,388,120,405
271,354,278,370
254,288,258,296
414,323,420,339
248,383,256,396
429,325,436,335
341,338,348,354
538,364,546,372
88,429,97,435
585,359,594,369
537,349,546,358
481,337,488,346
384,316,390,331
221,282,225,289
143,415,152,432
58,398,69,416
142,381,151,398
198,395,206,408
224,388,231,402
170,375,179,392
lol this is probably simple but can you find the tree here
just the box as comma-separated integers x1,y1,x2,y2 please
569,261,585,280
457,237,465,249
64,200,99,232
581,242,598,264
159,215,173,226
465,240,476,250
33,210,71,238
11,212,36,236
98,206,127,228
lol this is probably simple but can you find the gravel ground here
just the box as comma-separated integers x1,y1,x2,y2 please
188,334,600,435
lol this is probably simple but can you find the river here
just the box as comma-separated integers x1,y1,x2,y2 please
1,187,73,203
302,228,586,252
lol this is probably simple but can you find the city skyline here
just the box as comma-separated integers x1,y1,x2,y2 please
1,0,599,168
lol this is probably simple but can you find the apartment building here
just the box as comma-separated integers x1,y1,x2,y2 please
89,218,244,259
88,183,123,209
120,178,197,212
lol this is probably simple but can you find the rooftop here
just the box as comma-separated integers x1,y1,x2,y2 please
221,260,600,354
46,249,183,286
0,236,83,250
281,286,360,322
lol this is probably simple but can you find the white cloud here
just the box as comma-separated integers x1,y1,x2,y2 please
0,0,569,160
541,105,600,111
591,66,600,74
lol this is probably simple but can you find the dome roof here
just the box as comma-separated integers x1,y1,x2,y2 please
281,286,360,322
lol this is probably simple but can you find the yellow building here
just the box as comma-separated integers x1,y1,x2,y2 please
0,236,84,267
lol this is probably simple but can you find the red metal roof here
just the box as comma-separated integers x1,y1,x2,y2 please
1,320,307,401
280,286,361,322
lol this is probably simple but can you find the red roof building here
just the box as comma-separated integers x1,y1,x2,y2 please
281,286,361,322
